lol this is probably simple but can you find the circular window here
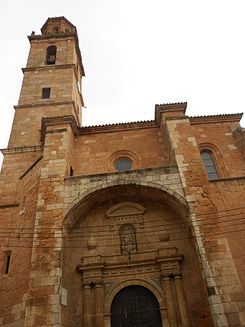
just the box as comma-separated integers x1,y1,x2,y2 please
115,158,132,171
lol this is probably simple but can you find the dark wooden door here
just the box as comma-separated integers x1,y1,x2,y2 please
111,285,162,327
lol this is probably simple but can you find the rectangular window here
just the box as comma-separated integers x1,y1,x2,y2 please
4,251,11,274
42,87,51,99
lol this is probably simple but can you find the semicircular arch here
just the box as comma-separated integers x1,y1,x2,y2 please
104,278,165,316
63,180,189,229
199,142,228,178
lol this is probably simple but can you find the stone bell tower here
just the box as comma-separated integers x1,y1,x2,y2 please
8,16,84,148
0,17,86,327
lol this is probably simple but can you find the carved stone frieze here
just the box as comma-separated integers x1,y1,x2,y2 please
108,215,143,228
105,202,145,229
77,247,183,283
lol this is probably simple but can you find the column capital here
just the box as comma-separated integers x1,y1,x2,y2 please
94,282,103,288
162,275,171,281
162,272,182,280
174,273,182,280
83,283,91,289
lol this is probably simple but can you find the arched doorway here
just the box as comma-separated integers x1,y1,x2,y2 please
111,285,162,327
63,183,213,326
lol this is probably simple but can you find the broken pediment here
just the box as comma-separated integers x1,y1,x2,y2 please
105,202,145,218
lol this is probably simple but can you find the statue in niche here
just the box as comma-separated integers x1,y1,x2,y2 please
119,223,137,254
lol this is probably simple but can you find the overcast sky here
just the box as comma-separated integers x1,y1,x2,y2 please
0,0,244,167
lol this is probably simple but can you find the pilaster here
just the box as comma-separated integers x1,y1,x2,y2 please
160,106,244,326
24,121,75,327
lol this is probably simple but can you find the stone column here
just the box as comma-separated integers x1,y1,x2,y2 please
162,276,178,327
94,283,104,327
83,284,92,327
174,274,190,326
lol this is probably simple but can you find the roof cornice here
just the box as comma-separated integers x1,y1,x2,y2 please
79,120,157,134
40,115,158,141
189,113,243,125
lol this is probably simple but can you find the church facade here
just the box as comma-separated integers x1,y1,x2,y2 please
0,17,245,327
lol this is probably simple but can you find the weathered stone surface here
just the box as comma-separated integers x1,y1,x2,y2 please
0,16,245,327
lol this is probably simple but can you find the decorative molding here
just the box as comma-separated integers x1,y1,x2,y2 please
1,144,43,155
22,63,76,73
104,277,165,315
155,102,187,112
79,120,157,134
189,113,243,124
14,100,75,110
46,128,68,134
105,202,145,218
108,215,144,228
77,247,183,279
105,202,145,232
65,165,178,181
108,149,140,170
155,102,187,123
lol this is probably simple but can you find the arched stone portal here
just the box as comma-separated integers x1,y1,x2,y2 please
62,183,213,326
111,285,162,327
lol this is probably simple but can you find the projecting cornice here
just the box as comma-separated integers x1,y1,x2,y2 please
155,102,187,112
40,115,158,142
0,144,43,155
39,110,243,141
155,102,187,123
22,63,76,73
79,120,157,134
189,113,243,124
14,100,76,110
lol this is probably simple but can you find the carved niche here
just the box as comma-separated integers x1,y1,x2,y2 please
105,202,145,254
119,223,137,254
